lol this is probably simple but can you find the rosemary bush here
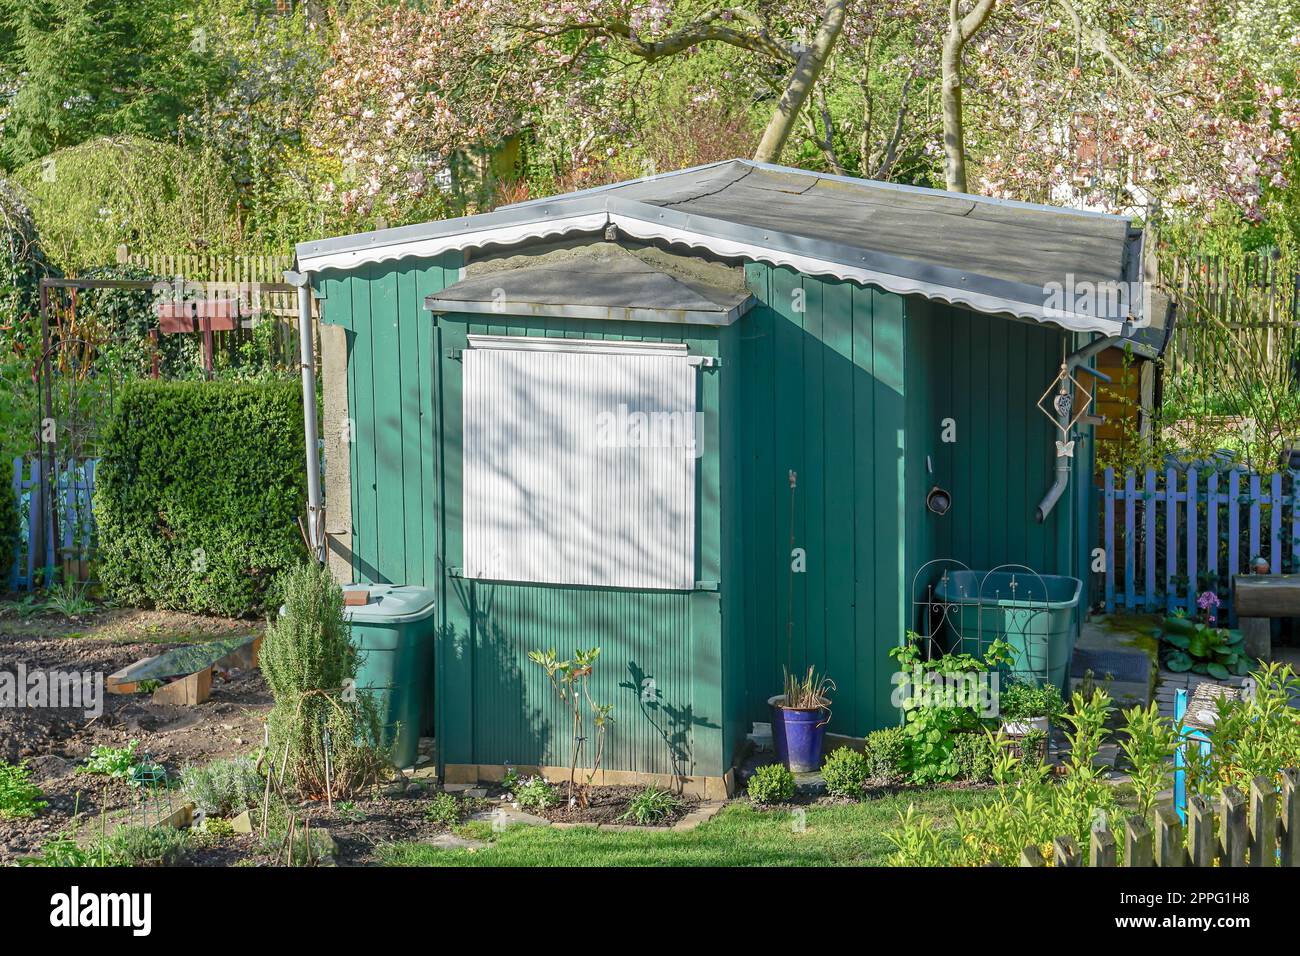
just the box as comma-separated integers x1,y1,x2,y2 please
260,561,386,798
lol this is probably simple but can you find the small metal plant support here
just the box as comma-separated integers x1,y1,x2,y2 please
909,559,1055,684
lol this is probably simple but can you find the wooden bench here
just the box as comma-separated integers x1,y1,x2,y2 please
1232,574,1300,660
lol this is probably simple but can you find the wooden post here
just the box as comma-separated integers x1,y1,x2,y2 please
1053,836,1081,867
1019,845,1046,867
1125,816,1153,867
1188,795,1216,866
1250,775,1277,867
1090,827,1117,867
1221,786,1247,867
1282,768,1299,867
1155,806,1186,867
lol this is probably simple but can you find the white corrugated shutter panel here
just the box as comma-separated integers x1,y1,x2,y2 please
462,336,697,590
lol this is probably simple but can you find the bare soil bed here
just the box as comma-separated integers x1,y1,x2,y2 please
0,606,271,863
536,784,701,827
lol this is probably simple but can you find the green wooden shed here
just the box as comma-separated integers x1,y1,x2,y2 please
294,160,1162,795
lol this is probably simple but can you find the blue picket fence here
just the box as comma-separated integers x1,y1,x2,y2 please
1101,465,1300,624
10,456,98,592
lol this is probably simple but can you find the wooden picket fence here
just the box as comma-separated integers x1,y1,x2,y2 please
1101,465,1300,624
125,251,296,315
10,456,98,591
1022,769,1299,867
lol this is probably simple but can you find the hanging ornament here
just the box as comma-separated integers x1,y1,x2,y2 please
1037,363,1093,436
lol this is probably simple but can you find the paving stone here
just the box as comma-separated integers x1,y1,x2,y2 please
426,832,485,850
468,806,551,827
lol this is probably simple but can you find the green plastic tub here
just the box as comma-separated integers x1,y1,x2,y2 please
934,570,1082,689
342,584,436,768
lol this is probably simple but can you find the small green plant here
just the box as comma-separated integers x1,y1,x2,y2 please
18,832,98,867
500,767,520,793
747,763,796,804
1158,614,1252,678
78,740,142,779
890,635,1014,784
99,825,188,867
336,801,366,822
0,760,47,818
820,747,867,798
951,731,998,782
619,786,681,825
41,578,96,618
527,646,614,804
513,775,559,811
779,665,835,709
862,726,907,780
1120,702,1179,818
424,791,464,826
180,756,264,817
997,680,1065,723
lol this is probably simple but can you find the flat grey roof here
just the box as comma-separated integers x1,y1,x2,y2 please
297,159,1148,335
425,243,754,325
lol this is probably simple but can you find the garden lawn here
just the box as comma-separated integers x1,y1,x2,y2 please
378,787,996,867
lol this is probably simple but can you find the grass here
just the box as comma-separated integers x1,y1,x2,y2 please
377,787,996,867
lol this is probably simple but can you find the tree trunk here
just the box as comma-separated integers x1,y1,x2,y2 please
940,0,997,192
941,29,968,192
753,0,848,164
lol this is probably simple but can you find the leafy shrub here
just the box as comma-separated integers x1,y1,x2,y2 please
951,732,998,782
0,760,47,818
99,825,188,867
18,832,98,867
888,690,1120,866
820,747,867,798
747,763,796,804
998,681,1065,723
890,636,1014,784
78,740,142,779
1158,614,1252,679
514,775,559,811
424,791,464,827
261,561,386,798
13,136,241,272
619,786,681,825
180,756,264,817
95,379,306,616
862,726,907,781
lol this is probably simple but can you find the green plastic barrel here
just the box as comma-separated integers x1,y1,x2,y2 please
934,571,1082,690
342,584,436,768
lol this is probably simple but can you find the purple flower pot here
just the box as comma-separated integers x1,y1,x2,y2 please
769,695,830,773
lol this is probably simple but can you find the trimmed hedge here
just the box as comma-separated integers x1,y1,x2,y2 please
95,380,307,616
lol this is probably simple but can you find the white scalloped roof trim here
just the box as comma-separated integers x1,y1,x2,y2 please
298,209,1131,336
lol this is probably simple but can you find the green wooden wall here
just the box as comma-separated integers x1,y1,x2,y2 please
318,249,1097,775
430,314,733,778
316,252,463,586
736,264,907,738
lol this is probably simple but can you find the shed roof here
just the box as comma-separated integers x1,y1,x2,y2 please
296,159,1153,336
424,242,753,325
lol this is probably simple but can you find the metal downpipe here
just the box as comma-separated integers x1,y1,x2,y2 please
1034,334,1123,523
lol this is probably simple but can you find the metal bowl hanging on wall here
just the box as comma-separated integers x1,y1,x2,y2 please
926,486,952,516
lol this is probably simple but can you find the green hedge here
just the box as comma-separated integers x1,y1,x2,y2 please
95,380,307,616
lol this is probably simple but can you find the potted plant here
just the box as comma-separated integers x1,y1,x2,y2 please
768,666,835,773
997,679,1064,761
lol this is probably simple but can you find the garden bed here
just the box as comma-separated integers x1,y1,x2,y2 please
533,784,701,827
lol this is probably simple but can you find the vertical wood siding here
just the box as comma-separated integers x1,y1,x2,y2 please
434,314,728,777
316,252,462,586
738,264,906,737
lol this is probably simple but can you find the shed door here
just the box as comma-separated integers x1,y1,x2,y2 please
462,335,697,590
